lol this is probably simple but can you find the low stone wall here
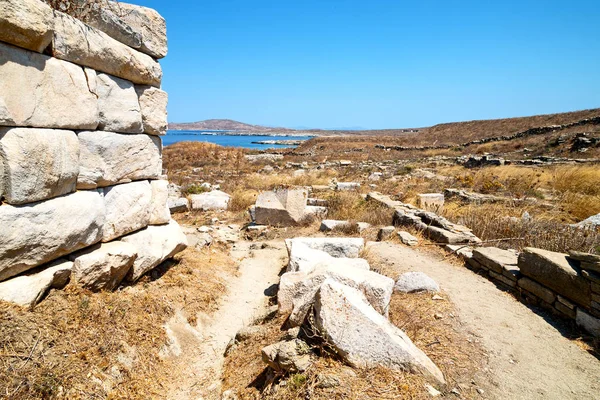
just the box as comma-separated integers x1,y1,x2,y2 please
0,0,187,307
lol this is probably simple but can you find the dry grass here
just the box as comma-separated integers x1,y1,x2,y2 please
324,191,394,225
0,246,237,399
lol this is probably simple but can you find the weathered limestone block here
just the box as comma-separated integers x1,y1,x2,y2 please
278,264,394,327
320,220,370,232
517,277,556,304
0,191,105,282
96,73,143,133
0,0,54,53
315,280,445,385
255,188,308,226
83,4,142,50
398,231,419,246
0,259,72,308
394,272,440,293
102,181,152,242
377,226,396,241
120,220,188,281
285,237,364,258
518,247,590,307
0,42,98,129
135,86,168,135
77,131,161,189
190,190,231,211
51,10,162,86
0,127,79,204
69,242,137,291
473,247,519,278
149,180,171,225
261,339,313,373
168,197,189,213
115,2,168,59
287,242,369,273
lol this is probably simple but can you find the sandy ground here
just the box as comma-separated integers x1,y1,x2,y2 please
367,241,600,400
164,239,288,400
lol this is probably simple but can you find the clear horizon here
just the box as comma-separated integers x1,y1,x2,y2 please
139,0,600,130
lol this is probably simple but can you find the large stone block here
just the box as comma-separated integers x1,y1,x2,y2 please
102,181,152,242
96,73,143,134
0,0,54,53
287,242,369,274
77,131,161,189
0,42,98,129
315,280,445,385
0,127,79,204
149,180,171,225
0,191,105,282
473,247,519,275
518,247,590,307
83,4,142,50
135,85,168,135
69,241,137,291
0,259,72,308
285,237,364,258
255,188,308,226
51,10,162,86
115,2,168,59
120,219,188,281
190,190,231,211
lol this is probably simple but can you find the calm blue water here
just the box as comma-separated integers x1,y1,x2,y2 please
163,130,314,149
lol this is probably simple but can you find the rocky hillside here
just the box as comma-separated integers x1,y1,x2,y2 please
169,119,296,132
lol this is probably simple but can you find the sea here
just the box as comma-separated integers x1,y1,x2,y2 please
163,130,314,150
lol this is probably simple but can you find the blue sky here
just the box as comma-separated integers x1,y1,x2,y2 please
139,0,599,129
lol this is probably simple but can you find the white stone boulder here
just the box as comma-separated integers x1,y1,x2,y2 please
314,279,445,385
168,197,189,214
69,242,137,291
320,220,370,232
135,86,168,136
115,2,168,59
120,220,188,281
336,182,360,191
0,0,54,53
304,205,328,219
149,180,171,225
0,127,79,204
96,73,143,134
377,226,396,241
288,242,370,273
285,237,364,258
0,42,98,129
0,259,72,308
77,131,161,189
102,181,152,242
398,231,419,246
255,188,308,226
278,264,394,327
0,191,105,282
394,272,440,293
190,190,231,211
51,10,162,86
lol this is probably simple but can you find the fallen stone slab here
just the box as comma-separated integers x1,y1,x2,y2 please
278,264,394,326
366,192,404,209
568,251,600,273
320,220,370,232
0,191,105,282
77,131,162,189
135,86,168,136
574,213,600,229
425,226,480,244
115,1,168,59
190,190,231,211
51,10,162,86
287,242,369,273
315,280,445,385
518,247,590,307
304,205,328,219
102,181,152,242
149,180,171,225
0,0,54,53
255,188,308,226
0,127,79,205
336,182,361,191
96,73,143,134
261,339,313,373
0,42,98,129
285,237,364,258
120,219,188,281
377,226,396,241
395,272,440,293
69,242,136,291
0,259,72,308
398,231,419,246
473,247,519,278
168,197,189,214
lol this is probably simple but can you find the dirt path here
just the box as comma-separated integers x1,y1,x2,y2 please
164,240,287,400
368,241,600,400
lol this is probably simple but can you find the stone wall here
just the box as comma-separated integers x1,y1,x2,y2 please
0,0,187,307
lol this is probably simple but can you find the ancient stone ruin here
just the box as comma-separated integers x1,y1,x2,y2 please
0,0,187,307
